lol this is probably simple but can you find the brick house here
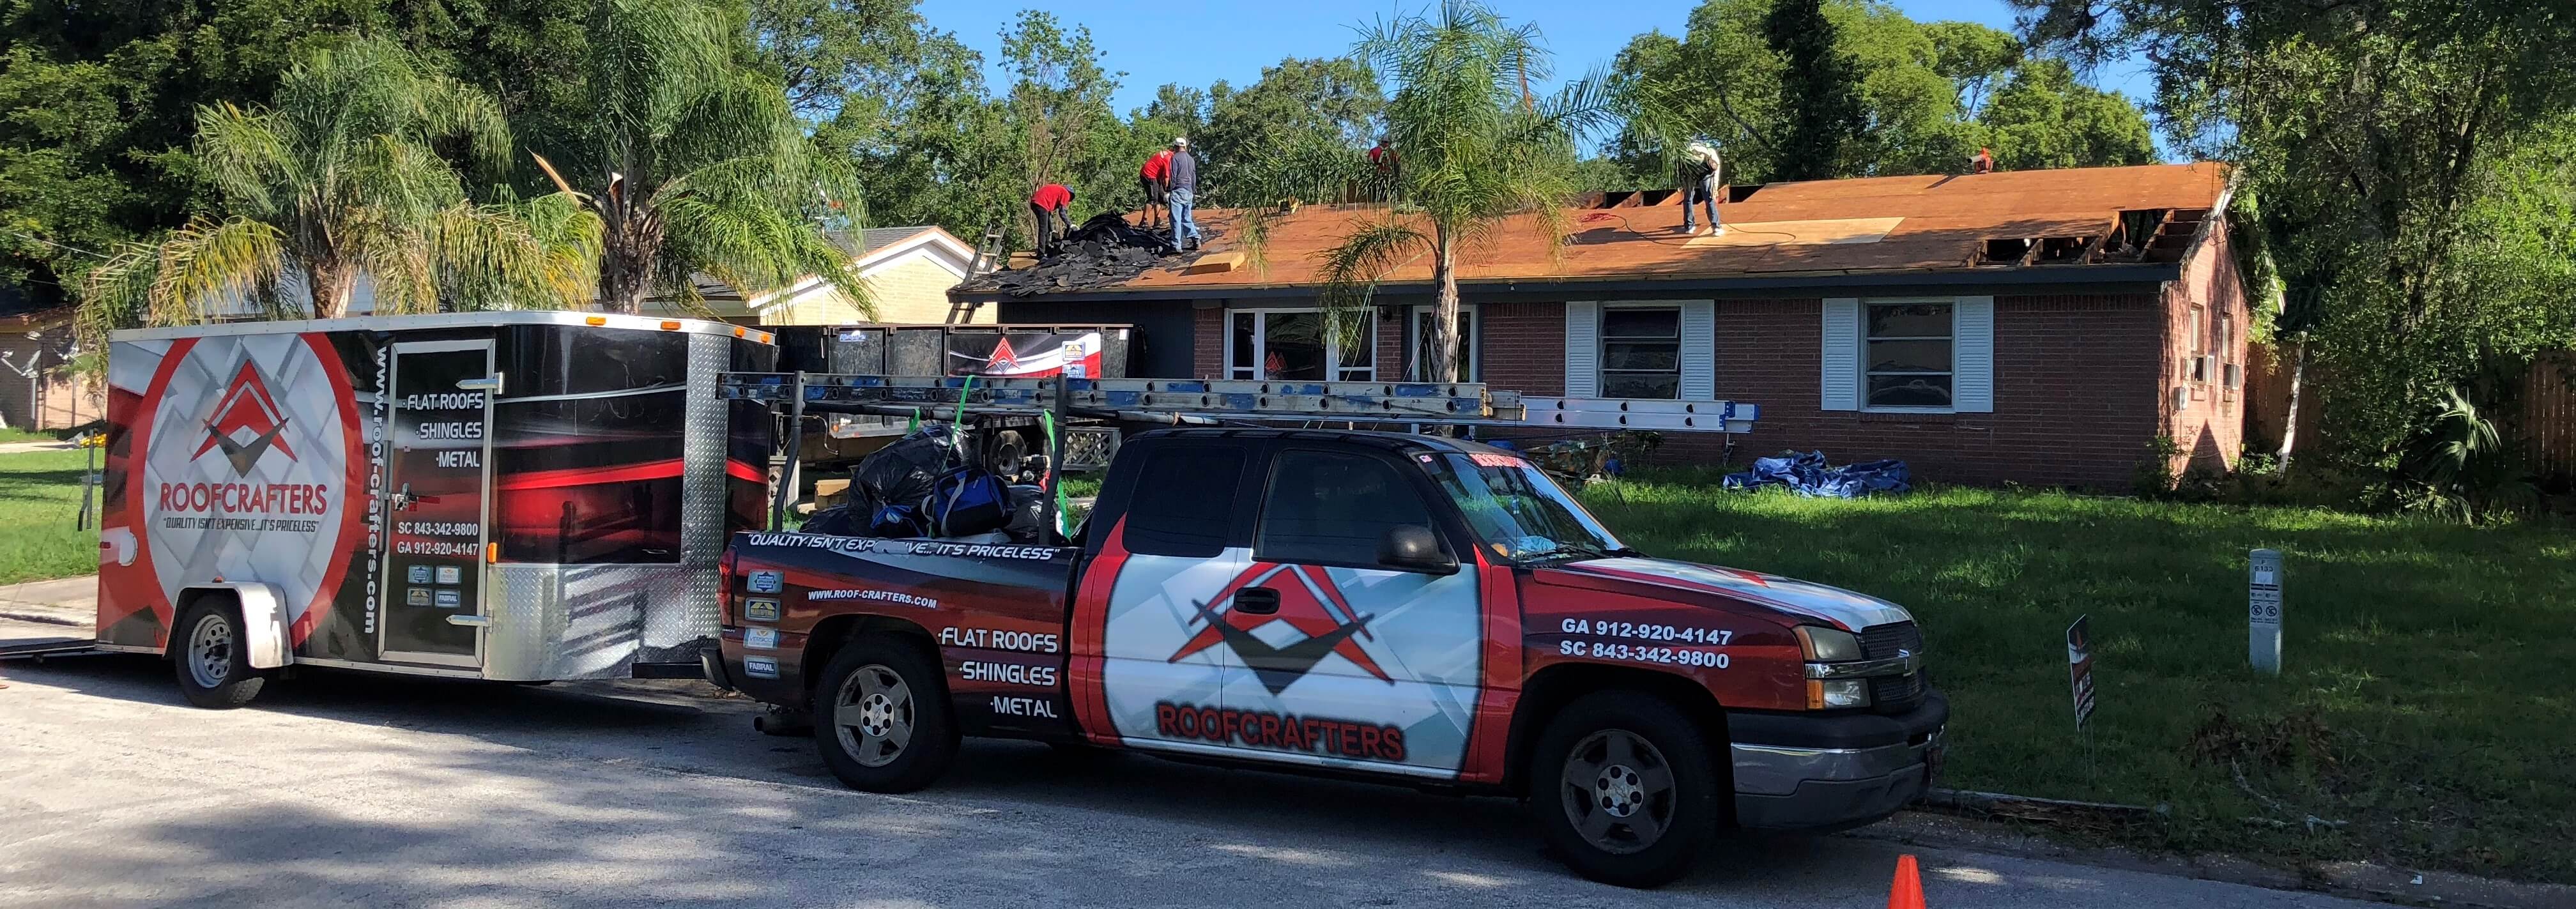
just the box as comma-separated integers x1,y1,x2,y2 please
956,164,2250,488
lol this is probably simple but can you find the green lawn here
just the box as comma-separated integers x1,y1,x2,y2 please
0,450,101,584
1581,469,2576,883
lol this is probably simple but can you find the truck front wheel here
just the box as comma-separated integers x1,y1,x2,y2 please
1530,691,1724,888
173,599,270,710
813,638,958,793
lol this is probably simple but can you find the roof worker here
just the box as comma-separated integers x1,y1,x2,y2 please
1368,135,1399,201
1677,140,1724,236
1030,181,1076,259
1138,145,1174,230
1971,146,1995,174
1167,137,1202,253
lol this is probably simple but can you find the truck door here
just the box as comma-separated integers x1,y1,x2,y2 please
1084,440,1254,753
376,340,498,668
1211,447,1485,778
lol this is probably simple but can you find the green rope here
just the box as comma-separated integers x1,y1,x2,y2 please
1041,411,1072,540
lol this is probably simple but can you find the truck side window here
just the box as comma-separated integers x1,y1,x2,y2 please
1255,450,1434,567
1121,446,1246,557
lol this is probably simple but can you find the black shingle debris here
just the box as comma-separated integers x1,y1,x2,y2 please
958,213,1219,298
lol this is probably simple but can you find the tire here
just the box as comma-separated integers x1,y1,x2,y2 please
811,636,958,793
985,430,1028,481
1529,691,1724,888
172,599,270,709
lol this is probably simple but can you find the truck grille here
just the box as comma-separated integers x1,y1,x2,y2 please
1860,621,1926,713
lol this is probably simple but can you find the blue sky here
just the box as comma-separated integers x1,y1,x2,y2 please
917,0,2161,154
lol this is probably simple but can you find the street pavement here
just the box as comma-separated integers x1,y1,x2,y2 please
0,656,2377,909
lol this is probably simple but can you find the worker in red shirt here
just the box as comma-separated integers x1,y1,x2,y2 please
1367,136,1399,201
1971,147,1995,174
1138,148,1173,229
1030,183,1076,257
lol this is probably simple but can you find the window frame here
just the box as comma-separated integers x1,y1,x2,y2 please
1402,303,1480,381
1227,307,1377,382
2188,303,2209,383
1597,303,1684,401
1859,297,1958,413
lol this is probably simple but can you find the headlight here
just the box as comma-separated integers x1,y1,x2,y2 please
1794,625,1863,662
1808,678,1871,710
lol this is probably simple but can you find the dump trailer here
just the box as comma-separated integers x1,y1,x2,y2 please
93,312,774,707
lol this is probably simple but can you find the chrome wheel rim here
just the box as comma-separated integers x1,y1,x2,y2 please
1560,729,1677,855
187,613,233,689
832,664,915,768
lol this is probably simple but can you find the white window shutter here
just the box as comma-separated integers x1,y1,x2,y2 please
1953,295,1995,412
1565,301,1600,398
1820,298,1860,411
1680,300,1716,401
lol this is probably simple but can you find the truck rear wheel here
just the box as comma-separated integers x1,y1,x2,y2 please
813,637,958,793
173,599,270,710
1530,691,1722,888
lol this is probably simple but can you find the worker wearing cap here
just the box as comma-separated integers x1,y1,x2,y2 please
1138,147,1174,229
1677,141,1724,236
1030,182,1075,257
1166,137,1201,252
1368,136,1399,201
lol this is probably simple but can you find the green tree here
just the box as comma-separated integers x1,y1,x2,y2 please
1610,0,2151,185
1763,0,1866,180
539,0,867,314
2017,0,2576,464
1197,57,1384,205
76,36,598,337
1297,1,1626,383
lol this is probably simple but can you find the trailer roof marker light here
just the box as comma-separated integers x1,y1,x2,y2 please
585,316,608,326
733,326,748,338
660,321,682,331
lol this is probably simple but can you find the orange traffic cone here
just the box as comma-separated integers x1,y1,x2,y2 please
1888,853,1926,909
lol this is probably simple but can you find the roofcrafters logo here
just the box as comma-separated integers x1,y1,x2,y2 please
192,360,298,475
1167,563,1394,694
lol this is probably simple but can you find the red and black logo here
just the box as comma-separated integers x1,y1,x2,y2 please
192,360,297,475
1167,563,1394,694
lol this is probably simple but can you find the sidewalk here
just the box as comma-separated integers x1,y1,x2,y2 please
0,441,77,455
0,575,96,627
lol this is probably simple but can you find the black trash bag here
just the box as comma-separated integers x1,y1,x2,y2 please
801,503,868,537
924,466,1009,537
1002,484,1048,541
852,423,956,514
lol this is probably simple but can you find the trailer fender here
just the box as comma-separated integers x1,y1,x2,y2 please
180,583,295,669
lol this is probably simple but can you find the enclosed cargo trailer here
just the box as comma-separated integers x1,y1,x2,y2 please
92,312,775,705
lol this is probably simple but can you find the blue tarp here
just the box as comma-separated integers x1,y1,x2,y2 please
1722,451,1912,498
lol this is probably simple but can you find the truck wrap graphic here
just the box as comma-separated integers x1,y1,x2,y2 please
100,333,366,650
1096,546,1485,778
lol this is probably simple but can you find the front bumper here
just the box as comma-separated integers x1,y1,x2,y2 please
1728,689,1947,832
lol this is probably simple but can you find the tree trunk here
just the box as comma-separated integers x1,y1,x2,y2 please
2276,338,2306,470
1428,229,1460,383
597,211,660,314
306,260,358,321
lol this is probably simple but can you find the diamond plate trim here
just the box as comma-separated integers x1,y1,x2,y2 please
485,563,716,679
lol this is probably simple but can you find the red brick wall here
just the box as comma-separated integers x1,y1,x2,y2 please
1192,305,1223,379
2161,220,2251,476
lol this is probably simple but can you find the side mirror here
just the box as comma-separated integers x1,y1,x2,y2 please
1378,524,1458,575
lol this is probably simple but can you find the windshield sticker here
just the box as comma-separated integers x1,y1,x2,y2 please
1467,452,1525,468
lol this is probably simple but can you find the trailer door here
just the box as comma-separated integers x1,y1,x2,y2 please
378,340,498,668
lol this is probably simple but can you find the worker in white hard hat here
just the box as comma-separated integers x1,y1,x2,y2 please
1166,137,1202,252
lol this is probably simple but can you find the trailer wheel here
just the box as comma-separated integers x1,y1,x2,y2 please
1530,691,1722,888
173,599,270,709
985,430,1027,480
813,637,958,793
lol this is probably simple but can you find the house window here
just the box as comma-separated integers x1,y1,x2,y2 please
1864,302,1953,408
1404,305,1478,381
2188,304,2209,383
1598,307,1681,399
2218,311,2237,386
1229,309,1375,381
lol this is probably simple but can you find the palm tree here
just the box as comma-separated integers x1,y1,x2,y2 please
1301,1,1627,382
80,37,600,332
537,0,870,315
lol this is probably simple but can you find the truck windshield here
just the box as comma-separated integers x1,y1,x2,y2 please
1428,452,1629,563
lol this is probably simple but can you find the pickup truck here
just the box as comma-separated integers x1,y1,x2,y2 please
708,427,1946,887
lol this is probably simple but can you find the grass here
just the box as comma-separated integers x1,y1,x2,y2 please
0,450,101,584
0,426,75,445
1581,468,2576,883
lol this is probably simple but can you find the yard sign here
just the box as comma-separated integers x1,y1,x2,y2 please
2249,548,2283,675
2067,615,2097,729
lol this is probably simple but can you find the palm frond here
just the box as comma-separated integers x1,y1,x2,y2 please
1317,217,1432,317
192,103,292,220
147,218,286,325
